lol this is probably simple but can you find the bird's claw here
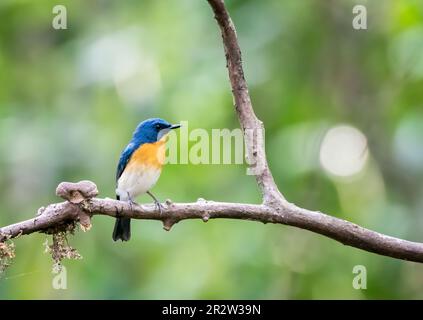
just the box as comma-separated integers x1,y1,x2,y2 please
129,199,139,212
146,191,163,214
154,201,164,214
126,192,139,211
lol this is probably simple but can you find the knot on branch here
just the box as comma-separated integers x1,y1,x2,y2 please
163,218,178,231
56,180,98,204
55,181,98,232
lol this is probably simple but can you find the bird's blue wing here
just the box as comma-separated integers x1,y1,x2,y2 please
116,142,137,182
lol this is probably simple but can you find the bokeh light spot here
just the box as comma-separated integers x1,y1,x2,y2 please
319,125,369,177
393,113,423,172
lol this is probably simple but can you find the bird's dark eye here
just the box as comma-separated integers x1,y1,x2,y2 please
155,124,161,130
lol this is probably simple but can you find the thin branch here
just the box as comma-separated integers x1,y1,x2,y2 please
207,0,284,205
1,0,423,267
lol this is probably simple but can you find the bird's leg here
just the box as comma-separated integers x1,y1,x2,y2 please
147,191,163,214
127,192,139,211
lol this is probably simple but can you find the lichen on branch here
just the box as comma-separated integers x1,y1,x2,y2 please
43,221,82,273
0,239,15,275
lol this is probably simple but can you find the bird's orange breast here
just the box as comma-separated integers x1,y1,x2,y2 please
126,140,166,171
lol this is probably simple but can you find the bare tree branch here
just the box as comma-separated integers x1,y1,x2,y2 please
1,180,423,262
207,0,284,205
1,0,423,265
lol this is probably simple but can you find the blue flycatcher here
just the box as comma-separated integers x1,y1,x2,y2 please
113,118,180,241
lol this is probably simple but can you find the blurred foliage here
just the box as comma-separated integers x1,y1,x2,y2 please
0,0,423,299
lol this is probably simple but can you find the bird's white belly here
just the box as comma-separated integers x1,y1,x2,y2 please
116,165,162,200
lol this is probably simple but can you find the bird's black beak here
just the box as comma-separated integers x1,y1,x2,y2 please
170,124,181,129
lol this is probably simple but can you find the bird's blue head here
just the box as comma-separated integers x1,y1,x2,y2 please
132,118,181,144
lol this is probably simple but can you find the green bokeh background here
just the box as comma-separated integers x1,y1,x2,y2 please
1,0,423,299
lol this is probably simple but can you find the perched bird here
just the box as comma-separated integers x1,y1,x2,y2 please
113,118,180,241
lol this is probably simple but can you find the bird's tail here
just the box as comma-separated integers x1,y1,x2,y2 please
113,194,131,241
